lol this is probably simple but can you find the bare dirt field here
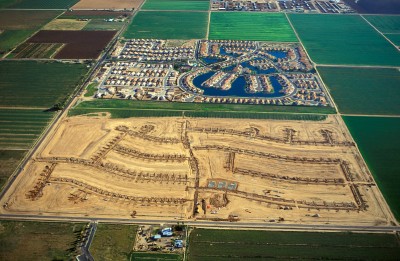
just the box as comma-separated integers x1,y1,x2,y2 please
72,0,144,10
43,19,89,30
27,30,116,59
0,115,393,226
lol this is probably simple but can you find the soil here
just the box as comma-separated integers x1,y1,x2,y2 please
0,115,393,226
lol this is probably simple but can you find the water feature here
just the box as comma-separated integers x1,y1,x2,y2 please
192,73,285,98
267,50,288,59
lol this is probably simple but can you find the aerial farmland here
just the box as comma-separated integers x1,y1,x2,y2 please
0,0,400,260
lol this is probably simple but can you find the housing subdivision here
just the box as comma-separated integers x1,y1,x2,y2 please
91,39,332,107
211,0,354,13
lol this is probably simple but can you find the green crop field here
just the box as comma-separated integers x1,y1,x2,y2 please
0,109,55,150
90,224,137,261
344,116,400,221
124,11,208,39
364,15,400,34
69,99,334,120
188,229,400,260
318,66,400,115
83,19,124,31
0,30,34,55
8,0,78,9
131,252,182,261
142,0,209,11
0,220,86,260
288,14,400,66
0,150,26,189
0,0,18,8
0,61,88,107
386,34,400,46
209,12,297,42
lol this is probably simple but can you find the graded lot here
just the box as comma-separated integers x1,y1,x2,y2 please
0,115,394,226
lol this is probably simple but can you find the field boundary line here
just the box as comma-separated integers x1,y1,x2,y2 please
360,15,400,51
284,13,315,65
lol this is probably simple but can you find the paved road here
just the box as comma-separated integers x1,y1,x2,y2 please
0,214,399,233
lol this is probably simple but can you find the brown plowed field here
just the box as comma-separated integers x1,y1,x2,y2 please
72,0,143,10
27,30,116,59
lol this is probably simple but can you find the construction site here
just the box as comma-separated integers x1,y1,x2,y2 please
0,115,393,225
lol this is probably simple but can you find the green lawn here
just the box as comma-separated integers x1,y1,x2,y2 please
318,66,400,115
188,229,400,260
364,15,400,34
124,11,208,39
0,60,88,107
0,149,26,189
344,116,400,222
9,0,78,9
90,224,137,261
386,34,400,46
288,14,400,66
0,109,55,150
0,221,86,261
209,12,297,42
142,0,209,11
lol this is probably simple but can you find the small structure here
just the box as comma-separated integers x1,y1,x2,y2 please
174,240,183,248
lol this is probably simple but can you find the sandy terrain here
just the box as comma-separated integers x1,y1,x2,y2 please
0,115,393,226
72,0,144,10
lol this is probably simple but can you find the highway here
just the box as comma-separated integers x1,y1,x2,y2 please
0,214,399,233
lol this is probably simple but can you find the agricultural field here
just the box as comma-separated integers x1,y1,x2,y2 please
69,99,335,119
123,11,208,39
43,19,89,30
317,66,400,115
0,10,61,30
9,42,64,58
0,150,26,189
83,19,125,31
27,30,116,59
90,224,137,261
0,61,88,107
130,252,182,261
0,30,33,55
364,15,400,34
288,14,400,66
344,116,400,221
72,0,143,10
7,0,78,9
61,10,132,19
142,0,210,11
0,10,61,55
188,229,400,260
0,109,55,150
209,12,297,42
0,220,86,261
386,34,400,46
